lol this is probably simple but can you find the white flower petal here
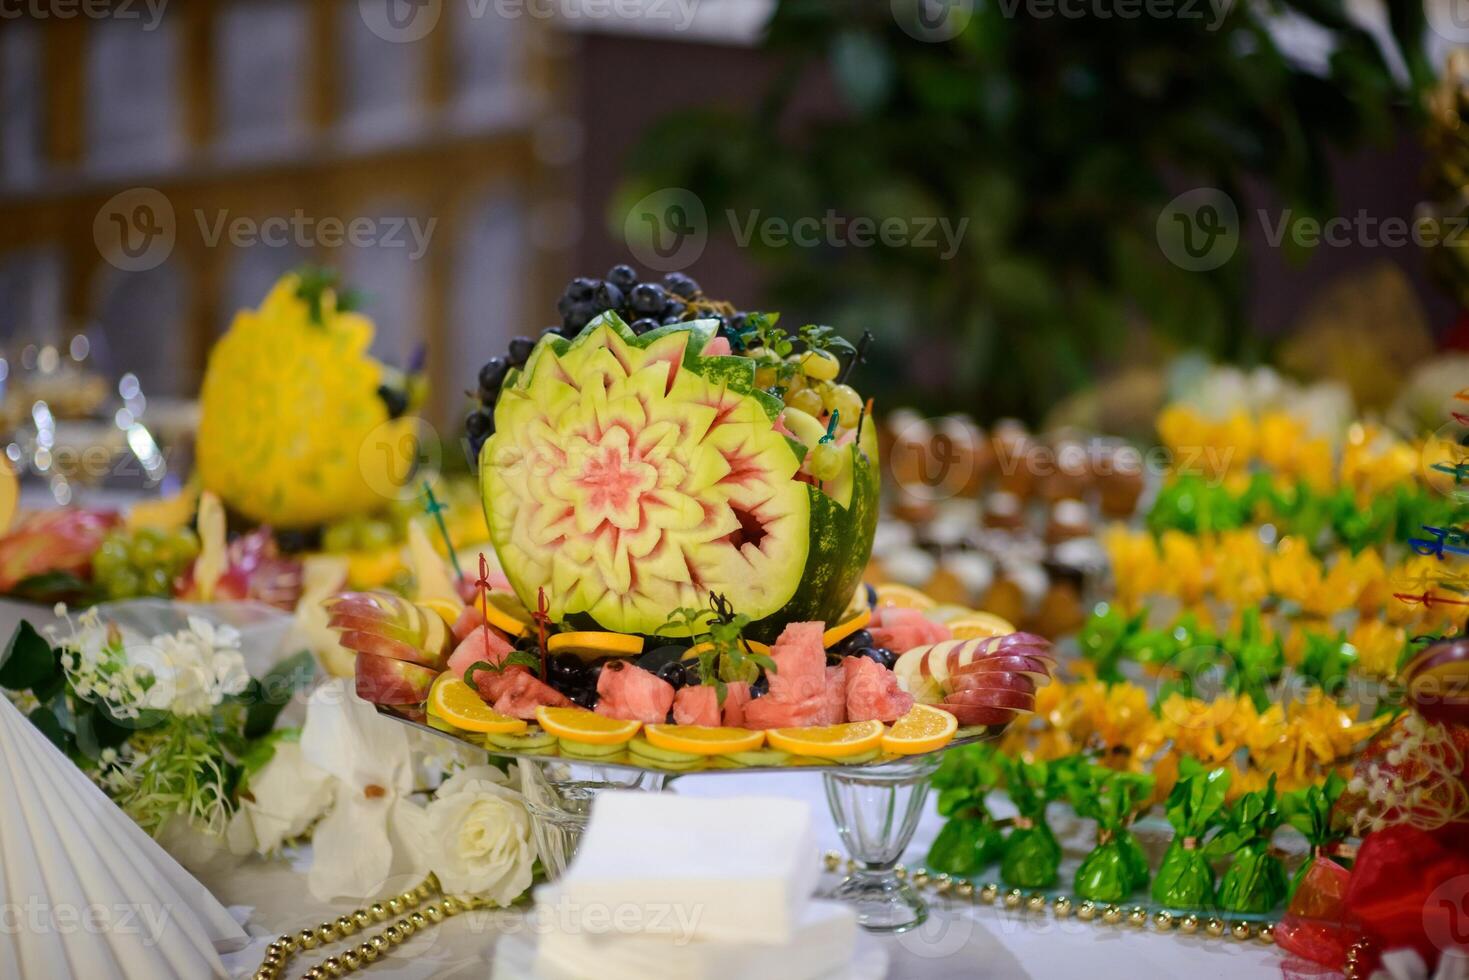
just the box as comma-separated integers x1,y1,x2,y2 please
307,791,396,902
301,679,415,792
240,742,336,853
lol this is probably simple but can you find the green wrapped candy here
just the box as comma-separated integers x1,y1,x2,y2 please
1206,774,1289,914
926,744,1005,875
999,756,1061,889
929,819,1005,876
1281,772,1349,901
1152,758,1230,909
1066,763,1155,903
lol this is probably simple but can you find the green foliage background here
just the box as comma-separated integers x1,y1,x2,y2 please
618,0,1432,421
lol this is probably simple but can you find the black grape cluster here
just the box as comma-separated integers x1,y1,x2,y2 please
465,265,749,465
556,265,711,336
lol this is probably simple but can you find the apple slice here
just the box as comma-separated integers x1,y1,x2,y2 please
951,654,1054,684
355,653,437,704
934,702,1022,728
894,643,951,702
948,670,1036,695
325,591,450,669
944,687,1035,712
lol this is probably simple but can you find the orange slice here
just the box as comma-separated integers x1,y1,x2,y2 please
535,706,640,745
547,631,644,660
766,720,884,759
823,607,872,648
880,704,958,755
948,613,1017,641
680,639,772,661
418,598,463,630
643,724,766,756
874,583,936,611
482,592,534,638
428,675,528,734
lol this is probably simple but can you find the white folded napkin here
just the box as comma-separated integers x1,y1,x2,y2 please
557,791,819,945
532,886,856,980
0,696,247,979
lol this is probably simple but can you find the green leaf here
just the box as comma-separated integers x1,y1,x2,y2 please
239,728,301,782
27,703,72,754
244,651,318,739
73,703,132,760
0,621,61,693
7,571,102,605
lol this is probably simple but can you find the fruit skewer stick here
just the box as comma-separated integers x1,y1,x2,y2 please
421,481,465,582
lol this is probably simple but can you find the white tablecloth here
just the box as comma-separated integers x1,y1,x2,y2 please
209,770,1289,980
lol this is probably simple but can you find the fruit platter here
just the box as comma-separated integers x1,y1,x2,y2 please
331,267,1056,776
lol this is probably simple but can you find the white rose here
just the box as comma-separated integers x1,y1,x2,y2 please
414,768,535,905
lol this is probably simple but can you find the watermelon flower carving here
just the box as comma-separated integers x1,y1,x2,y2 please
482,315,878,639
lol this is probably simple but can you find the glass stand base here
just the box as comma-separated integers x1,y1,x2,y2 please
828,869,928,932
823,757,939,934
518,759,667,879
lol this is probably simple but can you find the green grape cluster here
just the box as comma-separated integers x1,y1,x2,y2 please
93,527,201,600
321,515,398,553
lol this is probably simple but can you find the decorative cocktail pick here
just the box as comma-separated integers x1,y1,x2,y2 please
0,696,247,977
421,480,464,582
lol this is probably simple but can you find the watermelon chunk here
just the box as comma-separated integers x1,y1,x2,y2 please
845,655,914,723
821,665,849,725
447,625,516,680
595,661,675,723
869,606,952,653
768,621,826,702
721,681,752,727
672,685,721,727
451,605,485,643
741,692,825,729
490,670,571,719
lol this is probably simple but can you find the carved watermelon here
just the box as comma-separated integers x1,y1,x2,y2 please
480,314,878,642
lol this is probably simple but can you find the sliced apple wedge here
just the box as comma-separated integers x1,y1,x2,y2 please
355,652,438,704
949,670,1036,695
944,687,1035,712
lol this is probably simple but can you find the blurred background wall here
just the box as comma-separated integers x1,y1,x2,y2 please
0,0,1462,433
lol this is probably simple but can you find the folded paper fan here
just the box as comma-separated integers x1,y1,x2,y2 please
0,696,247,978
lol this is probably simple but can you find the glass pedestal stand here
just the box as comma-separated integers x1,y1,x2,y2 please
519,759,667,878
823,756,939,933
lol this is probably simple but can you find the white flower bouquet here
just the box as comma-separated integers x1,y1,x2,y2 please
0,604,315,838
